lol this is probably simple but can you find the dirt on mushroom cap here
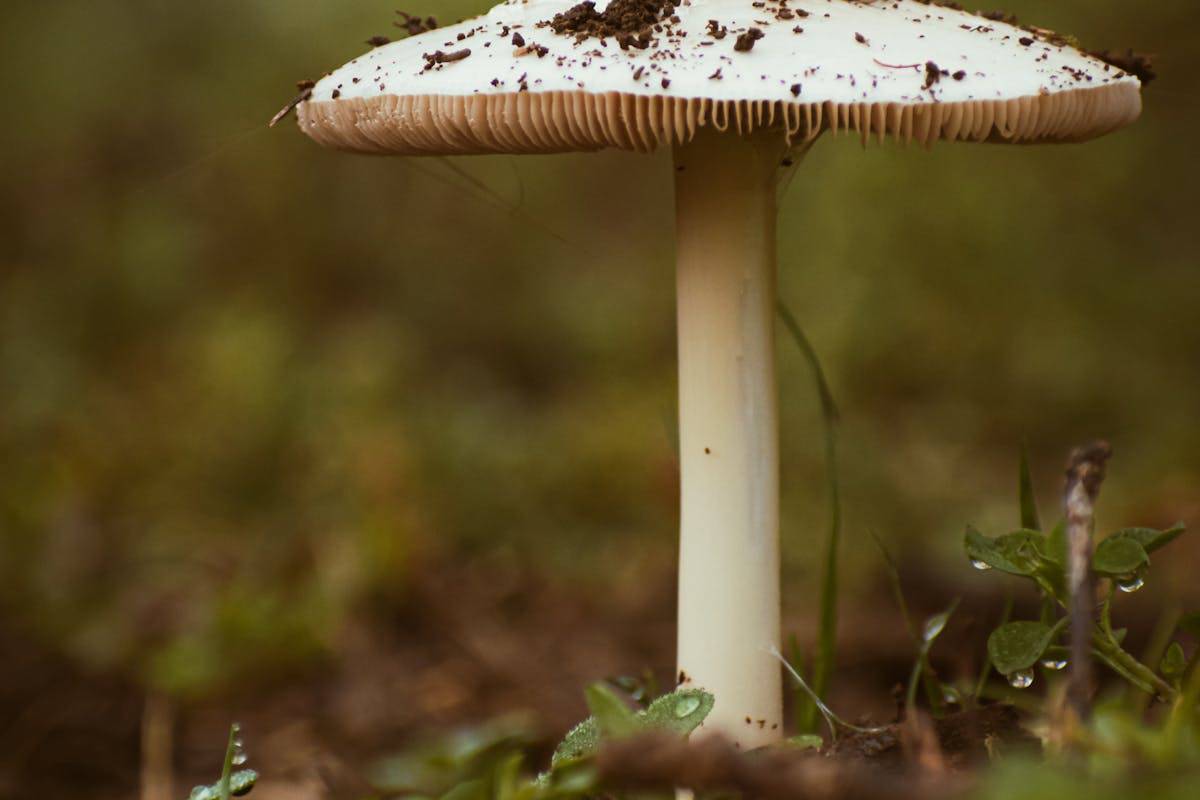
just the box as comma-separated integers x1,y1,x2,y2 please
546,0,679,41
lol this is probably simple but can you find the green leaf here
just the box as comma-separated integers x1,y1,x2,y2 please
1045,520,1067,567
584,684,638,738
440,779,487,800
549,718,600,770
923,605,955,645
782,734,824,750
550,687,715,773
1162,642,1187,682
965,528,1045,576
188,771,258,800
493,754,523,800
1107,524,1186,555
1093,536,1150,577
639,688,714,736
988,620,1065,675
1018,442,1041,532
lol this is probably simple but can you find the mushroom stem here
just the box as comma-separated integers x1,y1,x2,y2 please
674,128,789,747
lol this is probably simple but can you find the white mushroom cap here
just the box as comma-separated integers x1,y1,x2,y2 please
297,0,1142,153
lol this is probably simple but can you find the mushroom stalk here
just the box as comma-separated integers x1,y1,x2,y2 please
674,129,788,747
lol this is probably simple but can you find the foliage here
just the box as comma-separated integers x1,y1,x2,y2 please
965,452,1196,709
368,684,713,800
186,723,257,800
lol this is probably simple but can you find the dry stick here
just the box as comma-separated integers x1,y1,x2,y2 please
1062,440,1112,723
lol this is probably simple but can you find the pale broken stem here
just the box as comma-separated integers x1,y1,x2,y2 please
140,692,174,800
674,128,796,748
1063,441,1112,724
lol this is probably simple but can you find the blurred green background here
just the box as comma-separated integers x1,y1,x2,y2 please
1,0,1197,779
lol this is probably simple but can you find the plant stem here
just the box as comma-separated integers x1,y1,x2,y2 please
674,129,790,747
1062,441,1111,722
1091,631,1177,701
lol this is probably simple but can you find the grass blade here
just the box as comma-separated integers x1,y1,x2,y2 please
1019,440,1041,531
777,301,840,732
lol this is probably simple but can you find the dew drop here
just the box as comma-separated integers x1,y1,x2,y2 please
970,558,992,571
1007,669,1034,689
1040,658,1068,671
674,696,702,718
942,686,962,705
1116,574,1145,593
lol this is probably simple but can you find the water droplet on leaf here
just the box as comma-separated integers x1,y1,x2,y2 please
1007,669,1034,689
674,696,702,718
970,558,992,571
1040,658,1068,671
1116,574,1145,593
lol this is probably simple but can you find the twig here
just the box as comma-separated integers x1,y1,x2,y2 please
1062,441,1112,722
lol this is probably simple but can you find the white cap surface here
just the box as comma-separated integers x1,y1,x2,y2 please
297,0,1142,153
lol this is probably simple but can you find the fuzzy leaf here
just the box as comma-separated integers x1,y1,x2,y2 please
988,621,1062,675
1093,536,1149,577
639,688,714,736
549,718,600,771
188,771,258,800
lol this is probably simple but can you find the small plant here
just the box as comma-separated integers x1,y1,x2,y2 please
964,447,1189,702
186,723,257,800
367,683,714,800
547,684,714,773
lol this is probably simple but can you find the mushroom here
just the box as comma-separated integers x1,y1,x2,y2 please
285,0,1143,747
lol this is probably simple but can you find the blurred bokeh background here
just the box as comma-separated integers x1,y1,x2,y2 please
1,0,1197,797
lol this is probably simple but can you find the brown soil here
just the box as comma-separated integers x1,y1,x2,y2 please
1,554,1182,799
545,0,679,46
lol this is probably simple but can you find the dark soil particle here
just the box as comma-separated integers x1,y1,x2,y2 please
734,28,765,52
545,0,678,45
512,31,526,47
923,60,944,90
1088,48,1157,84
366,35,391,47
421,48,471,72
829,705,1040,768
395,11,438,38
